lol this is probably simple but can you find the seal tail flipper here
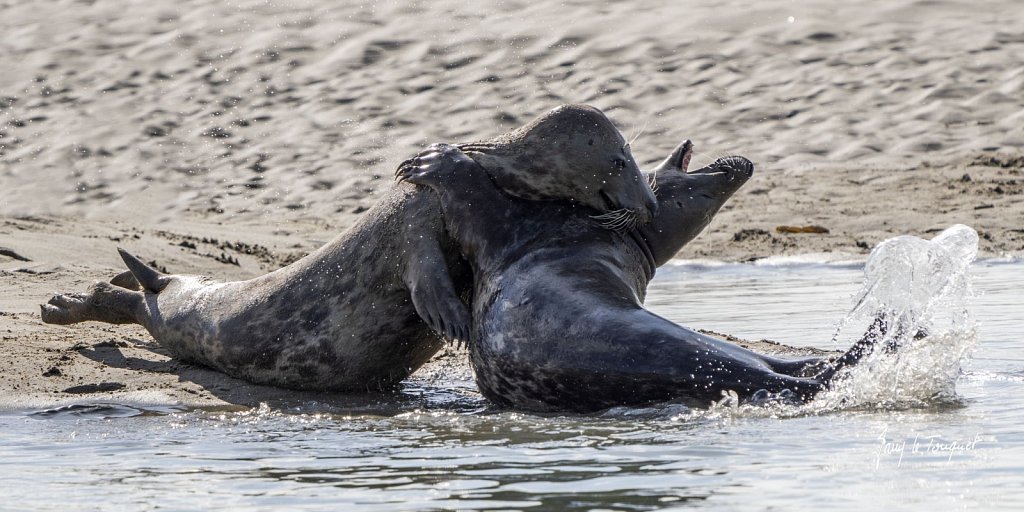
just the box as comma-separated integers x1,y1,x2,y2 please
41,282,143,325
117,248,170,293
814,313,890,383
109,270,142,291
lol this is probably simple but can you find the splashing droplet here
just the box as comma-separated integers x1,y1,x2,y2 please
815,224,979,410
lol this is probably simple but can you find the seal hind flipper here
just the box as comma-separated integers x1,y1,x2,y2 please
117,248,170,293
652,139,693,174
40,281,143,325
109,270,142,291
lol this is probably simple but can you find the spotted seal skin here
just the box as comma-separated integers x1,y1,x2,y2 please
41,184,471,391
398,143,886,412
39,104,658,392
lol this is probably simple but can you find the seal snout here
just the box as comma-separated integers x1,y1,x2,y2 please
716,156,754,177
598,180,658,225
639,188,658,224
593,185,657,231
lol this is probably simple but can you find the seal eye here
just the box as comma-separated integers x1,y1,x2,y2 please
611,157,627,171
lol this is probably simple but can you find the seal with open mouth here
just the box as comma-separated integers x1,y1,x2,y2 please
38,104,658,392
399,142,885,411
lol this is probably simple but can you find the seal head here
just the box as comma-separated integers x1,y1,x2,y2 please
639,141,754,266
458,104,658,225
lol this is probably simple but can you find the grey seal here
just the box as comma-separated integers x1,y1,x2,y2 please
397,142,887,412
41,185,470,391
39,104,657,392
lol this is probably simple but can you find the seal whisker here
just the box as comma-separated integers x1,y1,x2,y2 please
590,210,620,220
592,208,640,232
628,118,648,147
604,215,629,229
591,209,629,221
625,211,641,232
598,215,627,230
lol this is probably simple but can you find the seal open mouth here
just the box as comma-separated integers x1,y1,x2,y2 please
677,140,694,173
649,140,692,192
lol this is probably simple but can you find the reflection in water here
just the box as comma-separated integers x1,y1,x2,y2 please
2,249,1022,510
28,403,182,420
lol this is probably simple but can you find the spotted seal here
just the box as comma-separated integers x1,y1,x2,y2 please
397,142,887,411
39,104,657,392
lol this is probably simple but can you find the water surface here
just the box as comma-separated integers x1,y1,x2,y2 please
1,260,1021,510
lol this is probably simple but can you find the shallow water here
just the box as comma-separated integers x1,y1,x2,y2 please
2,259,1022,510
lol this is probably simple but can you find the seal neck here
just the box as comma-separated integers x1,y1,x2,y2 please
625,228,656,283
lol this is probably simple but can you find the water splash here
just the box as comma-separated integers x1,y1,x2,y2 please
691,225,980,421
812,224,979,410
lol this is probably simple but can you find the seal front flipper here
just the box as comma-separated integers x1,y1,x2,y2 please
401,216,471,346
396,143,477,189
396,143,503,247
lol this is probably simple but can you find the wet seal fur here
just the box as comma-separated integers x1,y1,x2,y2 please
39,104,658,392
398,143,889,412
455,104,658,228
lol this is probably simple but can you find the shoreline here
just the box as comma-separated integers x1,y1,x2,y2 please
3,152,1022,413
1,167,1016,413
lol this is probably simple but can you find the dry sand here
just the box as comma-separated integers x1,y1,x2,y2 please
2,0,1022,411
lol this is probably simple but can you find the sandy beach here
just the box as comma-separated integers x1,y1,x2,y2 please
2,0,1022,410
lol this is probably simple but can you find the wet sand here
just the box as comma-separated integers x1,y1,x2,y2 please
2,0,1022,410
